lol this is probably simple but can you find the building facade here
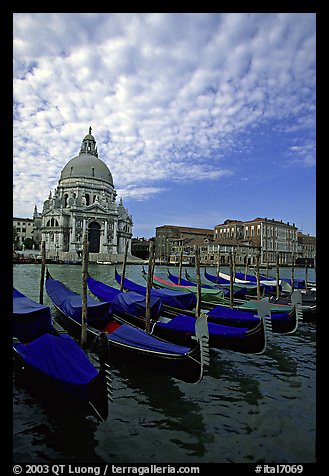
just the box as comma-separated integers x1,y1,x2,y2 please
40,128,133,259
159,218,315,267
13,217,34,249
214,218,299,266
297,232,316,266
155,225,214,263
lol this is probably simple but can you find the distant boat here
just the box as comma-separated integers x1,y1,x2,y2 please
60,259,82,265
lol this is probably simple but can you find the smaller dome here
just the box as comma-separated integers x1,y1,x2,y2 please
83,133,95,141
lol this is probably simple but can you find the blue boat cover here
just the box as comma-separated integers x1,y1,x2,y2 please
111,292,163,319
115,271,197,310
175,272,250,298
207,305,260,325
235,272,305,289
87,276,163,318
208,304,290,324
46,277,111,325
14,333,98,399
235,272,257,282
109,323,191,355
156,314,249,337
168,272,213,289
47,276,192,355
13,288,52,343
204,269,231,285
206,270,276,293
87,276,121,302
270,312,291,322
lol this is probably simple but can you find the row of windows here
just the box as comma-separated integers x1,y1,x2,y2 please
14,222,32,227
46,218,59,227
217,225,297,239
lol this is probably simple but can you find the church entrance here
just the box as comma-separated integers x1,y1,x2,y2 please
88,222,101,253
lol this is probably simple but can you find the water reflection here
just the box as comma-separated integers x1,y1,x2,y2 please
13,371,102,463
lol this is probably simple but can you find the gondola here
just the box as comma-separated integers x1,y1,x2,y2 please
123,268,230,307
115,268,197,311
232,272,316,321
184,269,314,323
169,268,256,298
235,271,306,290
88,274,268,354
204,268,292,294
137,268,300,334
45,271,208,384
13,288,111,421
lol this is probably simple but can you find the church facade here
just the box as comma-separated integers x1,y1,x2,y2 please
39,128,133,258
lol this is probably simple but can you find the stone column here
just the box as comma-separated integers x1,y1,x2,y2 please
103,220,108,244
71,215,76,243
83,217,86,237
113,220,118,254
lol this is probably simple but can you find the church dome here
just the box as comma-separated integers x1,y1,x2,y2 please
60,153,113,185
59,127,114,186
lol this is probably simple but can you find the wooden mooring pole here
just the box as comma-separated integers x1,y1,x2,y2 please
120,240,129,292
178,247,183,285
145,241,154,332
291,254,295,291
81,233,89,348
194,245,201,317
39,241,46,304
276,253,280,299
216,247,221,281
229,251,234,308
256,250,261,301
244,255,248,280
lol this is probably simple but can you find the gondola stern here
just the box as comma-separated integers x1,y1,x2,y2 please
194,314,210,372
253,297,272,355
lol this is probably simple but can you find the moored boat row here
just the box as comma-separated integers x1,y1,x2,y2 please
13,256,315,421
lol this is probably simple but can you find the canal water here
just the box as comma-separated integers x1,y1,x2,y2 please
12,264,316,464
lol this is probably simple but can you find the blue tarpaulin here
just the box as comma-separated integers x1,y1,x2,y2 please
207,305,260,326
87,275,163,318
115,271,197,310
47,275,194,355
156,314,249,337
46,277,111,325
109,323,190,355
14,333,98,399
13,288,52,343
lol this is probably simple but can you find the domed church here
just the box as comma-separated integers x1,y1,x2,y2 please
40,128,133,259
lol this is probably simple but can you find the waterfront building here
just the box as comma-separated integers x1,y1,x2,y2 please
40,128,133,260
297,232,316,266
13,217,34,249
155,225,214,264
131,237,151,261
159,217,315,268
214,218,299,266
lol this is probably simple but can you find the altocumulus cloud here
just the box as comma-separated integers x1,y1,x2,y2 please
13,13,315,217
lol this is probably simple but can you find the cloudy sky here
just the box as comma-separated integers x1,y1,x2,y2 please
13,13,316,237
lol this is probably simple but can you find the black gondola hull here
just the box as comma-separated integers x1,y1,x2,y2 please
54,308,203,384
13,346,109,421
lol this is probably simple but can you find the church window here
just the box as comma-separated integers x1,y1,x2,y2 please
85,194,90,205
64,194,69,207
